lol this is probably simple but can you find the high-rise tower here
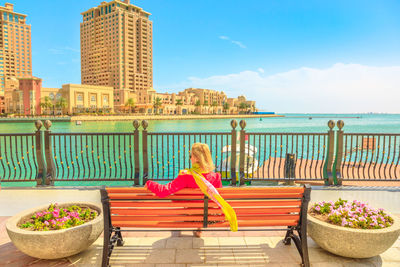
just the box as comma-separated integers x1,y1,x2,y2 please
0,3,32,94
80,0,153,110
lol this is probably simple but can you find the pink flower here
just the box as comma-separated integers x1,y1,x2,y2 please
44,221,49,226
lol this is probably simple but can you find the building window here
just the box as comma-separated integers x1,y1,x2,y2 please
49,93,55,100
91,95,96,102
77,94,83,101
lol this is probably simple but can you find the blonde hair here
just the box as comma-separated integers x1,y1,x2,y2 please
191,143,215,172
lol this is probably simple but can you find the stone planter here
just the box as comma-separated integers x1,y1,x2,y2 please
308,213,400,258
6,202,103,259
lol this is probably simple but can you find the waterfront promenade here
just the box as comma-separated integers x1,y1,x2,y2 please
0,114,282,123
1,186,399,266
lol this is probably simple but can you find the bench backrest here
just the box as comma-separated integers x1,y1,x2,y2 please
102,185,311,229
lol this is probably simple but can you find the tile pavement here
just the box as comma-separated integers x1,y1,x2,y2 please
1,218,400,267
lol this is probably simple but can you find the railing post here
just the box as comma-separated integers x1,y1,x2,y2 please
133,120,140,186
34,120,44,186
239,120,246,186
43,120,55,185
332,120,344,185
230,120,237,186
284,153,296,185
323,120,335,185
142,120,149,186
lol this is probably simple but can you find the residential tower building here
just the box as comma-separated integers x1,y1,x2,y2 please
80,0,153,111
0,3,32,94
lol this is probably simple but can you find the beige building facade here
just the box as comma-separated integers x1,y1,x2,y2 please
5,82,114,115
41,84,114,114
0,3,32,95
81,0,153,112
144,88,254,115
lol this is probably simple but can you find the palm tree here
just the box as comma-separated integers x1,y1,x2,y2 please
55,97,68,115
223,102,230,114
153,97,162,114
175,99,183,115
126,98,135,114
239,102,248,114
40,96,53,115
176,99,183,106
211,101,218,114
194,100,201,114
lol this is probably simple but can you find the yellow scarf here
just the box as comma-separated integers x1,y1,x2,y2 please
186,164,238,232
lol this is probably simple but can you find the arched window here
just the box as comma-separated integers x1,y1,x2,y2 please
49,93,54,100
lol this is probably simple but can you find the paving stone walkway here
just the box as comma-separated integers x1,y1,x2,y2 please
1,219,400,267
1,187,400,266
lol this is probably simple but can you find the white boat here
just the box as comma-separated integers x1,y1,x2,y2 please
217,144,258,179
76,121,82,125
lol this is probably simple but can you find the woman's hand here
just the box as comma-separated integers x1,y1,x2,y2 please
179,169,188,175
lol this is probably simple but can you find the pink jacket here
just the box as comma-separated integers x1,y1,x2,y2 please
145,171,222,198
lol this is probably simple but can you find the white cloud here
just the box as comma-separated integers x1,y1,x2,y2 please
49,46,79,55
218,36,247,49
231,40,246,49
160,63,400,113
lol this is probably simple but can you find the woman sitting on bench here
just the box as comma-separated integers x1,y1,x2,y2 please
145,142,222,236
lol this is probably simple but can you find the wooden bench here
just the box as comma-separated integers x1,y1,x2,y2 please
100,185,311,267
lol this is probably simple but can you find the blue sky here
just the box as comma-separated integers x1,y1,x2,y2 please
4,0,400,112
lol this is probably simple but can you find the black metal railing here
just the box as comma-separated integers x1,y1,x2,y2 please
0,121,43,183
143,120,236,184
333,121,400,184
1,119,399,186
44,120,140,184
142,120,336,185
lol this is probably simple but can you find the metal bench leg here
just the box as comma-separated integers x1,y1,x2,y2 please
283,226,293,245
116,227,125,246
102,227,111,267
299,228,310,267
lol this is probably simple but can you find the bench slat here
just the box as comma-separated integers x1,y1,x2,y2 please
108,193,304,200
110,214,300,222
107,187,305,194
112,220,298,228
110,207,300,216
111,208,206,215
208,220,298,227
109,200,302,208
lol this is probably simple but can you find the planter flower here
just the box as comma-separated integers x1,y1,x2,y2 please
6,202,103,259
308,199,400,258
19,203,98,231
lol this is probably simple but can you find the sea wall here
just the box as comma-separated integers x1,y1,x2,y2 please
70,114,283,121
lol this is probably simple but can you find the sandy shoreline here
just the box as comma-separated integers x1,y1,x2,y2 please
70,114,283,122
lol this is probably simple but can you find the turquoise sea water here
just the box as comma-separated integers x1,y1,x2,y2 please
1,114,399,187
1,114,400,134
